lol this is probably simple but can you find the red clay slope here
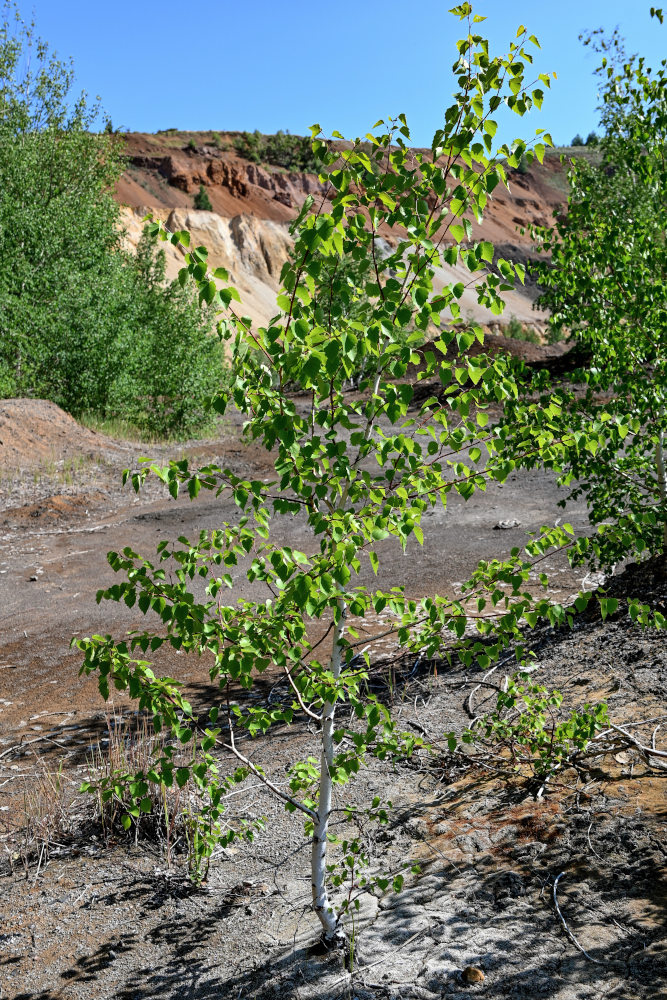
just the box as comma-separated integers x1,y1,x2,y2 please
115,130,585,244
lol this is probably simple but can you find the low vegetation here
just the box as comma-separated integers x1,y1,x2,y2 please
503,315,540,344
194,183,213,211
233,128,321,172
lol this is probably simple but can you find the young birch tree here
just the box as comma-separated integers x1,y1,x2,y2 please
76,4,596,945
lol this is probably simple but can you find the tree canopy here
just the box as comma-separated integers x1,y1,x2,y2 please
0,1,223,436
503,12,667,572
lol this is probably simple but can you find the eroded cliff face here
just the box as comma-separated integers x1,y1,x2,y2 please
129,151,328,209
116,133,329,224
116,131,572,328
120,206,294,327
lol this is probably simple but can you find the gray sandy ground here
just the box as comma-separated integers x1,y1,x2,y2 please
1,410,665,1000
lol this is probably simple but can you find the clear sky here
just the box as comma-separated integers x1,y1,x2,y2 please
17,1,667,149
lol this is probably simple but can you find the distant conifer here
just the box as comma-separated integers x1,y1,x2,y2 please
194,185,213,211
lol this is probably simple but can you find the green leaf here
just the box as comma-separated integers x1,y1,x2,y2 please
479,241,494,263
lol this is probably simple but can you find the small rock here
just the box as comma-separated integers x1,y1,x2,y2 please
493,519,520,530
462,966,485,984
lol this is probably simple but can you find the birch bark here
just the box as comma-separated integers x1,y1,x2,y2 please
310,598,346,944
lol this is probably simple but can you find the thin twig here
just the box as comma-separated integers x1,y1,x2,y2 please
607,723,667,760
333,923,432,988
32,842,46,885
535,761,564,801
465,653,515,719
552,872,606,965
586,820,605,864
283,665,322,723
222,723,316,822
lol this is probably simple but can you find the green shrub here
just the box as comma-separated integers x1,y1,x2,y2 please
234,129,320,172
194,184,213,211
104,230,225,438
233,129,263,163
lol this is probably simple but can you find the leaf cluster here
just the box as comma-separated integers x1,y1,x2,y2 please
503,22,667,569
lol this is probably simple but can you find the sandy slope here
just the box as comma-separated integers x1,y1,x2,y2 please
115,131,580,329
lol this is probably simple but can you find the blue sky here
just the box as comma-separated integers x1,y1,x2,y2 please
18,1,667,149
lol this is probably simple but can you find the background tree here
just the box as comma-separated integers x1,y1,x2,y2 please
0,1,223,436
503,10,667,572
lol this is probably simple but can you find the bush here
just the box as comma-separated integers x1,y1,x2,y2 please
194,184,213,210
234,129,320,172
517,153,530,174
233,129,263,163
504,316,540,344
104,229,225,438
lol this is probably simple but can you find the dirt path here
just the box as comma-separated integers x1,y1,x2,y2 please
1,402,665,999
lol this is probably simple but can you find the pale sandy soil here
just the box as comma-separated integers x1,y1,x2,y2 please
0,398,665,1000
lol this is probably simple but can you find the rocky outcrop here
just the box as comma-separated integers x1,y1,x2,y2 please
116,131,575,331
164,209,292,285
206,159,248,197
127,149,327,210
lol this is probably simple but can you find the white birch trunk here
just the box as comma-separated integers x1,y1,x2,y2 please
311,598,346,945
656,426,667,550
309,343,385,943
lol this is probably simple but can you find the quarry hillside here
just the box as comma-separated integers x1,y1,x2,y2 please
114,130,590,329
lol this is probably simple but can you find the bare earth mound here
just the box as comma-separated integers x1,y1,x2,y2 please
0,399,117,472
